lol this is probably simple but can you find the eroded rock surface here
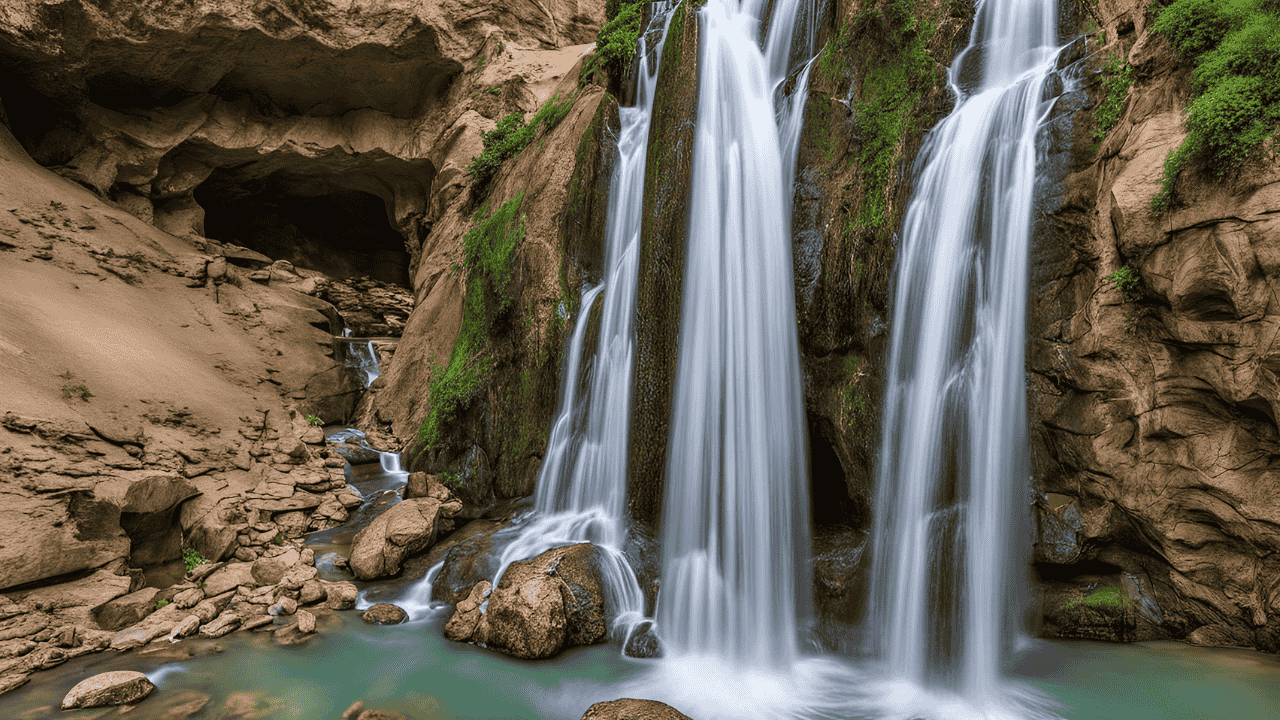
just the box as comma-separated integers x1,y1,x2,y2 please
1031,0,1280,650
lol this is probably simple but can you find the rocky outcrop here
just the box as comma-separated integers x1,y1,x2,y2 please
1030,0,1280,651
0,0,605,289
348,478,463,579
444,542,608,659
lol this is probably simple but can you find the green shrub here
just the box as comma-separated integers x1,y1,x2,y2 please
418,193,527,452
155,599,169,609
466,93,576,188
1094,53,1133,141
182,547,208,572
581,1,643,85
1106,264,1141,300
1150,0,1280,212
305,413,323,426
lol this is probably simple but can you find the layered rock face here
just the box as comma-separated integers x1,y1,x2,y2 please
0,0,604,283
1031,0,1280,650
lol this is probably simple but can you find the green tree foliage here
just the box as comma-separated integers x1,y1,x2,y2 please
1150,0,1280,211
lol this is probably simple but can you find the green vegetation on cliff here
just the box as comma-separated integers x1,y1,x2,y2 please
419,193,526,451
1094,52,1134,141
582,1,643,85
847,0,950,231
1150,0,1280,212
467,95,576,189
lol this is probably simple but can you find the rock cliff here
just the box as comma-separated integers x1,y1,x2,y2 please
1030,0,1280,650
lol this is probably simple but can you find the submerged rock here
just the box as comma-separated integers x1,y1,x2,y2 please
61,670,155,709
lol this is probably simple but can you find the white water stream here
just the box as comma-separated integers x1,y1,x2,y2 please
395,3,678,631
866,0,1066,714
655,0,816,669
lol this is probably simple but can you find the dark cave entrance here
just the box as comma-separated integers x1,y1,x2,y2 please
195,170,412,286
808,421,857,528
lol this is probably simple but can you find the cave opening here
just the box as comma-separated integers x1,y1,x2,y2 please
195,169,412,286
809,422,856,528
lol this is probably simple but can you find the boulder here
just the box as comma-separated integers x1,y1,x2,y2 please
61,670,155,709
251,547,301,585
198,611,241,638
483,543,610,659
443,580,491,642
581,699,694,720
360,603,407,625
296,609,317,634
349,496,462,579
323,581,359,610
203,562,256,596
167,614,201,640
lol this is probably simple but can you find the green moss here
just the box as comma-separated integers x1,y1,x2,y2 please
419,193,527,451
467,93,577,189
582,1,644,86
1094,53,1133,141
1150,0,1280,212
850,0,945,230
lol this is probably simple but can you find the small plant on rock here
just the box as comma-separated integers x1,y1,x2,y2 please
439,471,463,491
182,547,208,572
273,533,284,546
61,384,93,401
155,600,169,609
1106,265,1141,301
305,414,323,426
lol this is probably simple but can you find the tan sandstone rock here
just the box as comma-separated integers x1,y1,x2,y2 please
348,497,462,579
61,670,155,709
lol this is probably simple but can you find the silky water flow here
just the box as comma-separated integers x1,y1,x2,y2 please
389,4,679,633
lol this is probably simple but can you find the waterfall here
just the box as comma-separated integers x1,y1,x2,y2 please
656,0,816,668
397,3,678,631
868,0,1064,705
351,340,381,387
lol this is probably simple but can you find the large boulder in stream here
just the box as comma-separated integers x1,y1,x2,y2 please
61,670,155,709
348,495,462,579
469,543,608,659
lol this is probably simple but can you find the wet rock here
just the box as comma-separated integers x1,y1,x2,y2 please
581,698,694,720
429,519,511,605
251,547,301,585
360,603,407,625
296,609,317,634
342,700,415,720
622,621,661,659
349,496,462,579
198,611,241,638
300,580,327,605
167,615,201,640
203,562,256,596
443,580,491,642
269,597,298,616
482,543,610,659
92,587,160,631
323,581,359,610
61,670,155,709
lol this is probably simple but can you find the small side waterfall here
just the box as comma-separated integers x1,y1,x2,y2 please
868,0,1065,710
656,0,816,668
401,3,678,631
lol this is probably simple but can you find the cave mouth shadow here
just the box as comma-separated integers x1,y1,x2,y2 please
195,169,411,287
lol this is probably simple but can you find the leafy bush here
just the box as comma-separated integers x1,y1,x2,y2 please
466,93,576,188
1106,264,1141,301
155,599,169,609
182,547,208,572
1150,0,1280,211
305,413,323,426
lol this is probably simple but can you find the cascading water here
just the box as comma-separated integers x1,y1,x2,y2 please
656,0,816,669
866,0,1066,712
399,4,677,631
351,340,381,387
